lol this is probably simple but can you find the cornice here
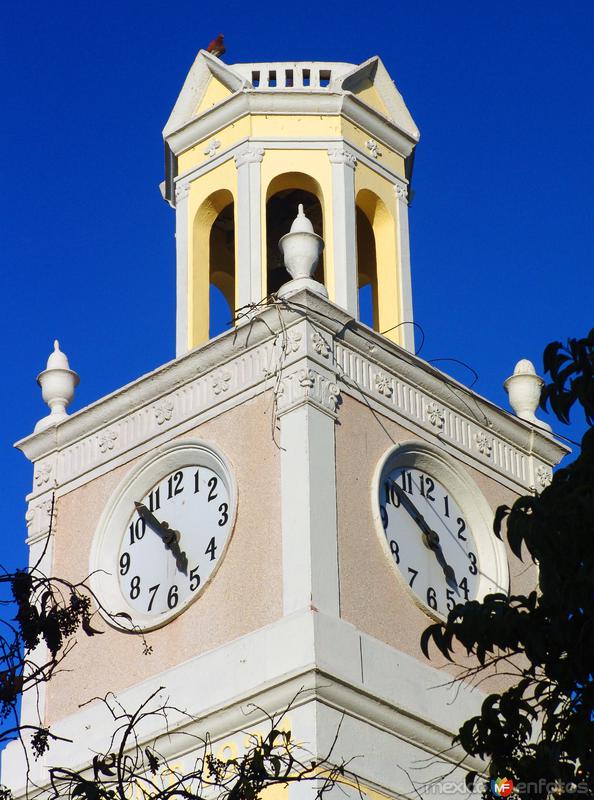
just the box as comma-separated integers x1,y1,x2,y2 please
165,90,418,161
16,291,568,501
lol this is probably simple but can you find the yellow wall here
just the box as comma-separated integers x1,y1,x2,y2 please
187,160,237,348
355,163,402,346
194,76,233,116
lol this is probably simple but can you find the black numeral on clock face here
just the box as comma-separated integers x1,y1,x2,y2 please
121,465,233,617
380,466,479,616
167,471,184,499
129,518,146,545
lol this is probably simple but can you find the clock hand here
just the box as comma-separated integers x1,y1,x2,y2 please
390,482,439,549
134,502,189,575
390,482,458,590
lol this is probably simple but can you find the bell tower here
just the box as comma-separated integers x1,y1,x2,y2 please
2,49,569,800
162,51,419,353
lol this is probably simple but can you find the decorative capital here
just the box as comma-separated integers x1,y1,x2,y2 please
175,182,191,203
395,183,408,202
327,147,357,169
234,146,264,168
311,331,331,358
276,368,340,418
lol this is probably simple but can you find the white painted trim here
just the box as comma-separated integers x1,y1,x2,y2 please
175,137,409,194
393,184,414,353
174,182,190,355
17,298,567,498
165,92,417,160
280,400,340,616
2,610,486,796
234,145,265,309
328,147,359,317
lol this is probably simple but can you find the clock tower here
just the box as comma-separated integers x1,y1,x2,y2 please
2,51,568,798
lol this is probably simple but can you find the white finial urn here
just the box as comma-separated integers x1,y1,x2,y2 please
503,359,551,432
35,340,80,432
277,205,327,298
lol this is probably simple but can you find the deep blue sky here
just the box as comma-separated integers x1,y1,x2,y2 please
0,0,592,583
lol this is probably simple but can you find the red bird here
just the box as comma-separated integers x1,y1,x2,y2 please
206,34,226,58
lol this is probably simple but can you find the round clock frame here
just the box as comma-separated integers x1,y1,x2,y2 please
372,441,509,620
90,440,238,632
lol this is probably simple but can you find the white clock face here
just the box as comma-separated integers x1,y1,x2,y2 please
118,464,231,619
379,465,480,617
91,442,237,630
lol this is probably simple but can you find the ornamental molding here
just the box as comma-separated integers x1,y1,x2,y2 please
535,465,552,489
34,462,53,487
17,294,567,496
395,183,408,201
233,145,264,168
332,340,556,490
327,146,357,169
166,91,417,161
275,368,340,418
311,331,331,358
374,371,393,398
98,429,118,453
365,138,381,159
474,432,493,458
174,181,191,203
153,399,175,425
203,138,221,158
425,401,445,430
25,494,55,542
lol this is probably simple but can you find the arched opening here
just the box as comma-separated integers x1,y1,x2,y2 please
209,200,235,337
356,206,378,330
265,172,324,295
356,189,397,336
191,189,235,344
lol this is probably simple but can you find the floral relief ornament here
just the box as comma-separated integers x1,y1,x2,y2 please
154,398,174,425
212,370,231,395
286,330,302,353
536,466,552,489
34,462,52,487
311,331,331,357
475,431,493,457
98,429,118,453
426,401,444,429
375,372,393,398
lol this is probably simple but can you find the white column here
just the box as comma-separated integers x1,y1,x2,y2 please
277,364,340,617
327,147,358,317
394,181,415,353
234,146,265,314
174,180,191,357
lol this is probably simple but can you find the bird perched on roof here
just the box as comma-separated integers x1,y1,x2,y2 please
206,34,225,58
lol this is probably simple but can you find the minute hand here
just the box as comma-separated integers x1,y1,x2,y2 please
134,502,189,575
390,482,458,590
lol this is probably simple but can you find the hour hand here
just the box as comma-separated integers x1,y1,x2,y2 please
134,502,189,575
390,482,457,589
